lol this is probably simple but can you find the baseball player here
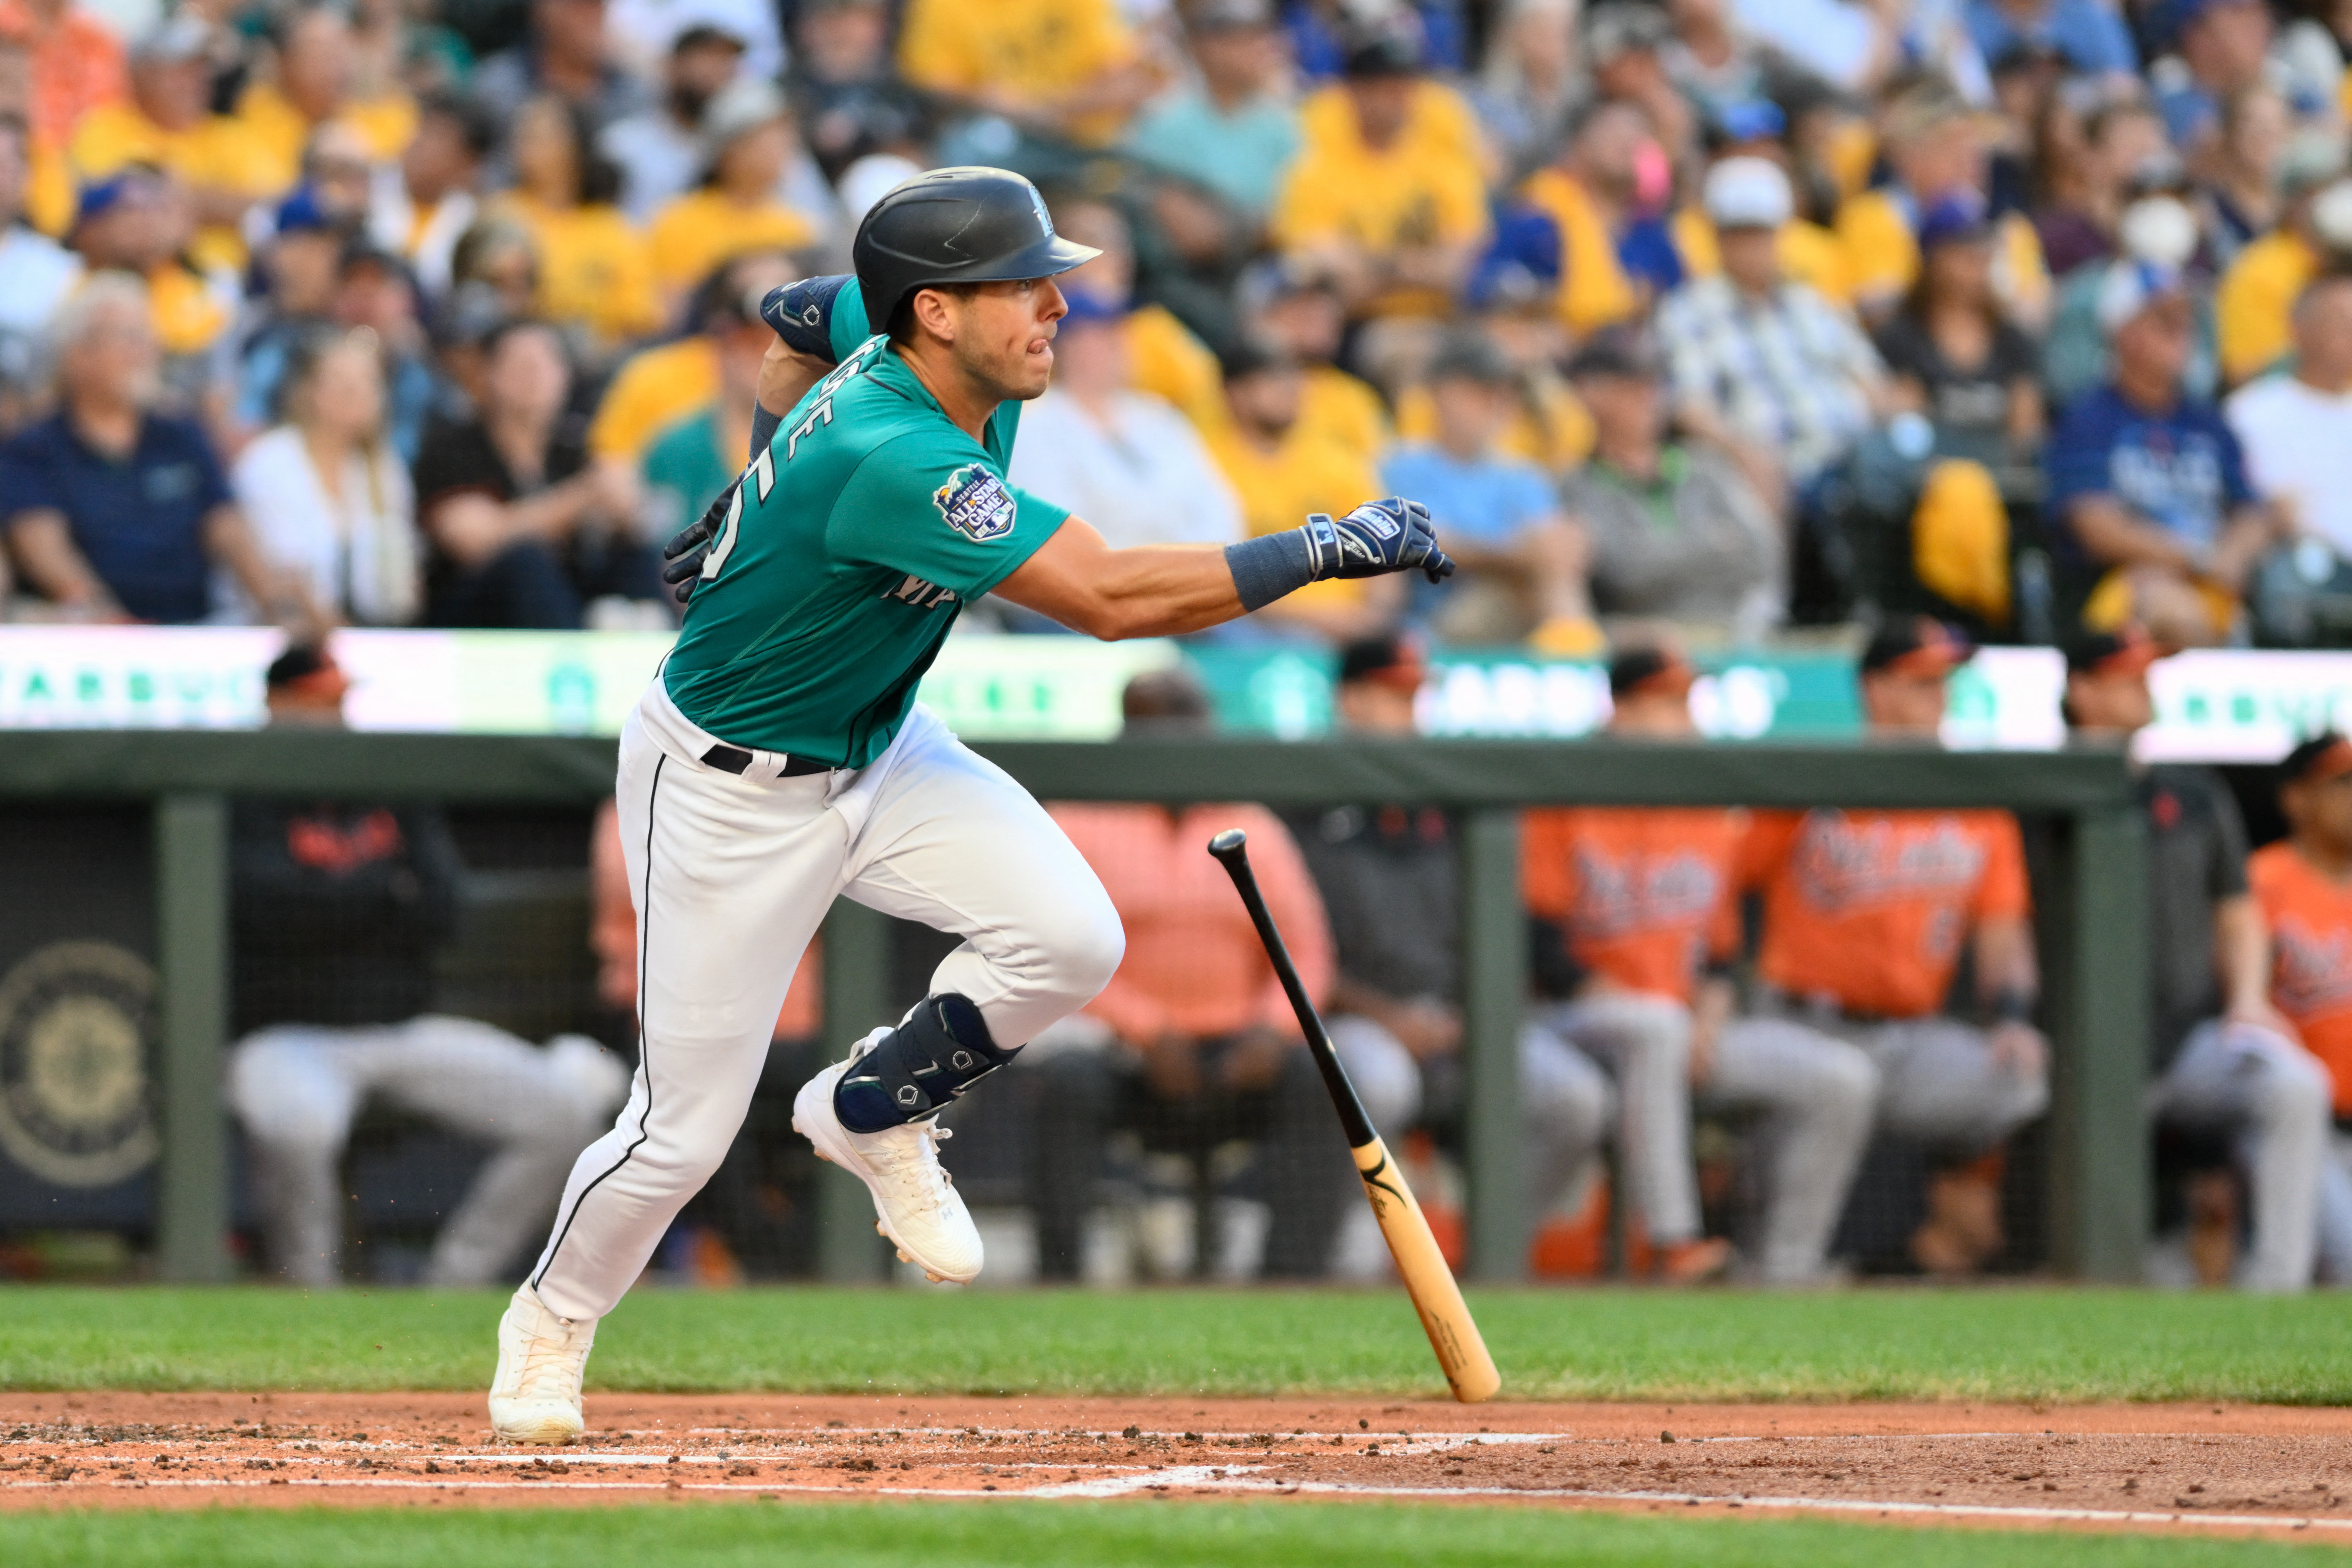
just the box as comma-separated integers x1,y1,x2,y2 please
486,166,1454,1444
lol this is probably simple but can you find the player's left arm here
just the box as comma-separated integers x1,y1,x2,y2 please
995,500,1455,642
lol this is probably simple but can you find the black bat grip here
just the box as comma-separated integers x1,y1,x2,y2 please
1207,830,1379,1150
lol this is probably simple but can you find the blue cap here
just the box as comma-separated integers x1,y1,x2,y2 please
1917,190,1992,251
273,184,340,236
1059,287,1128,326
1715,98,1786,145
74,173,152,228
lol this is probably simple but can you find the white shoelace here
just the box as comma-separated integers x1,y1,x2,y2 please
862,1122,957,1217
510,1318,588,1401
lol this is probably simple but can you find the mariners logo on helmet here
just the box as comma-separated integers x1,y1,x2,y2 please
933,464,1017,543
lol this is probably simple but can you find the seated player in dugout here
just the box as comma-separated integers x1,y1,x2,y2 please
1735,619,2051,1277
2250,733,2352,1284
1523,647,1880,1287
486,166,1455,1444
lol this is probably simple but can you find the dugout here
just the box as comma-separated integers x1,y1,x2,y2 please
0,729,2145,1286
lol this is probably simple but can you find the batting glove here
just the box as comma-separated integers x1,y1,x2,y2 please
1303,498,1456,584
660,479,735,605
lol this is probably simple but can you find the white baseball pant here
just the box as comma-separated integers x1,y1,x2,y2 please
525,681,1124,1321
227,1018,628,1287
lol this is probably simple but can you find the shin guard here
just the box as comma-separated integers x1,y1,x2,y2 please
833,993,1019,1133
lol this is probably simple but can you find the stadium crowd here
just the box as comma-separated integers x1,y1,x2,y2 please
12,0,2352,1289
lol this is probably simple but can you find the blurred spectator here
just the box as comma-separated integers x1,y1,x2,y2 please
474,0,651,137
1203,338,1397,642
588,246,791,476
1736,620,2049,1276
69,17,272,275
2253,734,2352,1283
1053,196,1225,434
1271,19,1489,323
786,0,929,185
1235,259,1389,463
0,111,81,428
332,242,439,464
447,217,541,326
2226,273,2352,560
368,90,493,302
1585,4,1696,169
1836,85,2050,330
1528,647,1878,1284
1963,0,2137,77
1125,0,1299,227
1286,0,1468,79
1381,330,1597,651
410,317,650,627
1005,292,1243,552
2216,171,2352,387
0,0,125,153
2202,83,2289,265
1294,632,1615,1281
1657,157,1892,506
230,326,421,626
2049,260,2284,645
2032,96,2169,279
234,187,356,440
2154,0,2272,159
646,80,818,309
1471,0,1578,178
496,95,661,353
1036,670,1345,1279
606,0,780,81
69,171,238,395
0,273,311,626
1873,193,2046,469
2066,628,2327,1291
599,17,746,222
1517,97,1669,338
897,0,1151,149
235,5,418,199
0,32,72,240
1671,103,1854,308
228,642,628,1287
1662,0,1775,125
638,263,778,543
1564,331,1782,640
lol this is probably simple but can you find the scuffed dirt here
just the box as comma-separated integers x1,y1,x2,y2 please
4,1393,2350,1541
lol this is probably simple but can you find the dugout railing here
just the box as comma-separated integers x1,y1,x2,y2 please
0,731,2146,1285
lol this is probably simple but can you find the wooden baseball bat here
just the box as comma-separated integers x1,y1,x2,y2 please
1207,828,1501,1405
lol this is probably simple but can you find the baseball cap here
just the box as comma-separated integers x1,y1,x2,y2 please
1564,327,1659,381
700,78,788,157
2278,132,2346,201
1703,157,1792,230
1187,0,1274,32
1712,98,1786,146
1216,333,1296,383
1426,329,1514,386
1860,618,1971,679
1058,287,1127,326
73,172,157,228
2063,624,2163,679
1340,12,1423,76
1917,190,1992,251
273,184,345,236
131,13,212,65
1586,2,1670,66
1609,647,1696,700
2311,178,2352,254
265,642,351,698
2282,731,2352,785
2094,258,2189,334
1337,631,1428,690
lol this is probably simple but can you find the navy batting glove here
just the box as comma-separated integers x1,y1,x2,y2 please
661,479,736,605
1303,498,1456,585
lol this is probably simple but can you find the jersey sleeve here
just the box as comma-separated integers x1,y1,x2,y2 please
830,435,1068,600
1520,809,1579,921
1971,814,2032,921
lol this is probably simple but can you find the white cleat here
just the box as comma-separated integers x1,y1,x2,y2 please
793,1030,983,1285
487,1284,595,1445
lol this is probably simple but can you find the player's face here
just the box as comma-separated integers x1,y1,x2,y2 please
950,277,1068,403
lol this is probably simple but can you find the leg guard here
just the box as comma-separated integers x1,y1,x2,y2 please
834,993,1020,1133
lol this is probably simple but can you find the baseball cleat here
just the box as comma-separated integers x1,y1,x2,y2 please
794,1031,983,1284
487,1285,595,1445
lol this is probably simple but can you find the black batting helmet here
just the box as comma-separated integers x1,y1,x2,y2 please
852,166,1100,334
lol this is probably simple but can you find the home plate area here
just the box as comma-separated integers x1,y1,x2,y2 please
6,1394,2352,1539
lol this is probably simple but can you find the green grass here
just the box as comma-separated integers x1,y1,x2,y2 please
4,1285,2352,1404
2,1502,2346,1568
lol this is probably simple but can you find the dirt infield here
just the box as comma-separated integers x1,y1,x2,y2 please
5,1393,2351,1541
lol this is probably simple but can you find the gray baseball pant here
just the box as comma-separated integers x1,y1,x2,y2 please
2153,1019,2330,1292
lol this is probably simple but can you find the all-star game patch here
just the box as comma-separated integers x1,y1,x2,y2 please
931,464,1018,544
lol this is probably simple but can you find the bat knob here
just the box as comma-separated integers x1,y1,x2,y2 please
1206,829,1249,860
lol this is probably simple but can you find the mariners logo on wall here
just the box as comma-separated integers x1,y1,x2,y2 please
0,942,159,1187
932,464,1017,543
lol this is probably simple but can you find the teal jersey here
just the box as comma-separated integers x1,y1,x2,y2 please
661,282,1068,767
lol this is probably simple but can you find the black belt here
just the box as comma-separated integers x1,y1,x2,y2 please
700,742,831,777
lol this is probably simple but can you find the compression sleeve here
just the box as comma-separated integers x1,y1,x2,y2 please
1222,529,1317,612
750,403,781,460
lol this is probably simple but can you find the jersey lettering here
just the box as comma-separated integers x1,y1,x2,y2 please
883,574,958,609
785,399,833,462
698,483,745,583
749,446,776,500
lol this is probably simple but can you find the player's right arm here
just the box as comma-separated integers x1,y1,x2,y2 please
995,502,1454,641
